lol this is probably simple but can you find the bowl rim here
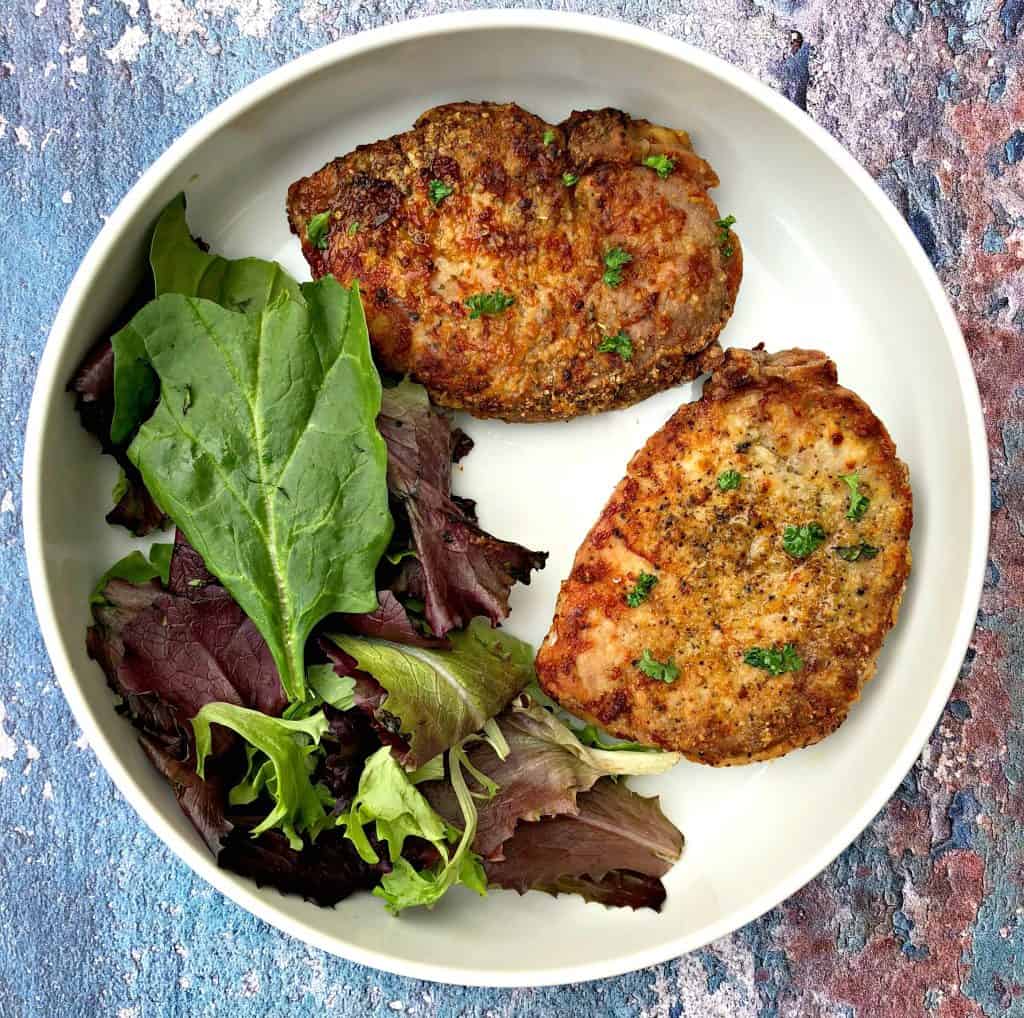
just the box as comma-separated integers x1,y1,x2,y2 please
23,8,990,987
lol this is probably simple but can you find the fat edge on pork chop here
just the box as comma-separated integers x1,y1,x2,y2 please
535,347,913,765
287,102,741,422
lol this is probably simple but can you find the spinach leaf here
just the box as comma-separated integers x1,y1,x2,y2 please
325,619,533,768
110,193,302,444
126,277,393,702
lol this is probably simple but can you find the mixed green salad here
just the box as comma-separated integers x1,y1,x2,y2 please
69,195,683,914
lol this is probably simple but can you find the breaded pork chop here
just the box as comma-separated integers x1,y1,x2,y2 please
536,348,913,765
287,102,741,421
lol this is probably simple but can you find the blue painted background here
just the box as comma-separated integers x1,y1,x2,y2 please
3,1,1023,1015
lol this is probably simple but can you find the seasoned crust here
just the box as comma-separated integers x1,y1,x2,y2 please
286,102,741,421
535,346,913,765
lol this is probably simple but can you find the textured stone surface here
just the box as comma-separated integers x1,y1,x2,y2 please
1,1,1022,1014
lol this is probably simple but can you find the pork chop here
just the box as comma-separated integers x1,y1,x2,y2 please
286,102,741,421
535,347,913,765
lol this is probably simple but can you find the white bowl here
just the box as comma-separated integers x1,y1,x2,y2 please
24,11,989,987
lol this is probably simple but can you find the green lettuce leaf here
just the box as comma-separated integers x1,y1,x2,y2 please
111,193,302,444
89,542,174,603
525,681,663,753
422,697,680,860
325,619,534,767
125,277,393,701
307,664,356,711
338,744,487,913
192,701,331,850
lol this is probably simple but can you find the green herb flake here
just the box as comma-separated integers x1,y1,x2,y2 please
743,644,803,676
625,572,658,608
428,179,454,206
306,211,333,250
841,472,870,521
465,290,515,319
543,129,556,146
782,522,827,559
597,330,633,360
717,469,742,491
834,541,880,562
347,221,359,235
715,214,737,259
562,171,579,187
603,247,633,287
635,649,679,683
643,154,675,179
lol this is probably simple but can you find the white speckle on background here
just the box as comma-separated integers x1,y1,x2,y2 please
40,128,57,151
298,0,325,26
61,190,73,204
119,0,140,15
69,0,86,39
0,490,13,513
241,970,260,996
104,25,149,63
197,0,278,38
388,1002,405,1012
640,940,758,1018
14,126,32,150
149,0,205,42
0,768,6,783
44,61,57,78
0,704,16,761
117,1007,140,1018
25,742,40,761
1,62,14,76
74,731,89,750
42,780,53,800
0,115,6,139
179,977,191,990
70,54,88,73
34,0,47,14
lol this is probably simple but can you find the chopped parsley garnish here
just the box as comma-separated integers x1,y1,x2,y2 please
597,330,633,360
306,211,332,250
347,221,359,235
428,179,454,206
625,572,658,607
717,469,742,491
635,649,679,683
603,246,633,287
465,290,515,319
543,128,556,146
643,154,675,179
562,171,579,187
782,522,826,559
743,644,803,676
841,472,870,520
715,214,737,259
834,542,880,562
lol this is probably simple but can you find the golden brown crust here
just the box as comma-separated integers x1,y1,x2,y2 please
286,102,741,421
535,346,913,765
